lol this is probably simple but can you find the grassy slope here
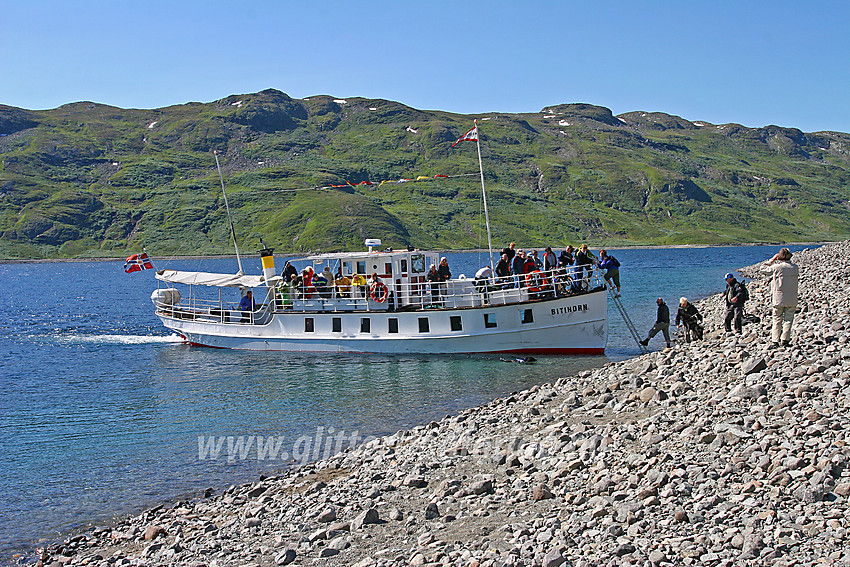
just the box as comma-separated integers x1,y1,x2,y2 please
1,91,849,259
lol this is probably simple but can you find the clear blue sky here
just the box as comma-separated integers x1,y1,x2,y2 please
2,0,848,133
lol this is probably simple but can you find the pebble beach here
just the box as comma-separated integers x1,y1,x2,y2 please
28,240,850,567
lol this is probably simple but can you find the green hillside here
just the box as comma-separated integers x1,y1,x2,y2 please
1,89,849,259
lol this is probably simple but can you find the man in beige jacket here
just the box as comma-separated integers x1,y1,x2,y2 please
764,248,799,347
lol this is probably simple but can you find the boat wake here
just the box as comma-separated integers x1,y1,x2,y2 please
53,334,185,345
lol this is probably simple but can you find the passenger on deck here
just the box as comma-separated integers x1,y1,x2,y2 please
501,242,517,263
426,264,441,303
532,250,543,270
313,269,330,299
351,273,367,299
437,257,452,301
437,257,452,282
301,267,315,299
282,261,298,285
495,254,512,288
575,244,595,280
284,274,299,306
512,251,526,287
559,246,575,270
335,273,352,298
239,290,256,311
543,246,558,272
524,253,536,274
475,265,493,293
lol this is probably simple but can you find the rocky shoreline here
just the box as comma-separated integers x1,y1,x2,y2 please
26,241,850,567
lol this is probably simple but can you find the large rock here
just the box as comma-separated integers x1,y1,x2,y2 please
143,525,167,541
352,507,381,529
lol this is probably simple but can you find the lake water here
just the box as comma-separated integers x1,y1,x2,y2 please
0,244,812,561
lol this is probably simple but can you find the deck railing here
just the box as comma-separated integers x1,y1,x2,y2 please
154,264,606,325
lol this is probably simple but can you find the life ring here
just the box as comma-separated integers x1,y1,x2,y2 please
525,270,549,293
370,281,389,302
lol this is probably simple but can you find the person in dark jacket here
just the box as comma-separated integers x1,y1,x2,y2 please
501,242,517,263
640,297,671,348
436,257,452,300
495,253,511,288
559,245,575,267
282,261,298,285
512,251,526,287
575,244,595,281
724,273,747,334
425,264,442,303
675,297,703,341
531,250,543,270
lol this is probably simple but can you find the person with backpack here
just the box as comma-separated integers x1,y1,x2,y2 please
598,249,621,296
675,297,704,341
724,272,748,335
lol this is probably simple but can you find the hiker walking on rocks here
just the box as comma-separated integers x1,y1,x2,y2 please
724,272,748,335
640,297,671,348
675,297,703,342
764,248,799,347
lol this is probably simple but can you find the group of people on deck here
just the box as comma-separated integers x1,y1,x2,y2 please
488,242,621,295
639,247,799,350
276,261,387,304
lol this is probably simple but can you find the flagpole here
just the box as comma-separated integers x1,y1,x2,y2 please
474,120,495,272
214,151,244,275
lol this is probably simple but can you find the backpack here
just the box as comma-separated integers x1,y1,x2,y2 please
739,281,749,302
610,255,621,268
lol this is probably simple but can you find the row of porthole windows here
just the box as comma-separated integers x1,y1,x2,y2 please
303,309,534,334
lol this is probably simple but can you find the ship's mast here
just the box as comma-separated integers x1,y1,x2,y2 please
214,151,244,275
473,120,495,271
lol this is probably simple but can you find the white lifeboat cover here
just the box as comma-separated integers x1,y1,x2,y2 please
155,269,268,288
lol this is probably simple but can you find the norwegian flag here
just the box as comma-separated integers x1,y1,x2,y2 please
451,125,479,147
124,252,154,273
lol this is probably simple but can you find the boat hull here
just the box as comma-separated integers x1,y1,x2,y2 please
158,289,607,354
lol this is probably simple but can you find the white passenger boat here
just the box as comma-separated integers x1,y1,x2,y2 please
149,127,608,354
151,243,608,354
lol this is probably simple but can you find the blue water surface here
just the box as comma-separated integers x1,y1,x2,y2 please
0,244,812,560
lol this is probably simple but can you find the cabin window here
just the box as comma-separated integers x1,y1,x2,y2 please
385,262,392,275
388,318,399,333
521,309,534,324
418,317,430,333
342,261,352,275
484,313,497,328
400,259,408,273
305,318,315,333
360,318,371,333
356,261,366,274
411,254,425,273
332,317,342,333
450,315,463,331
